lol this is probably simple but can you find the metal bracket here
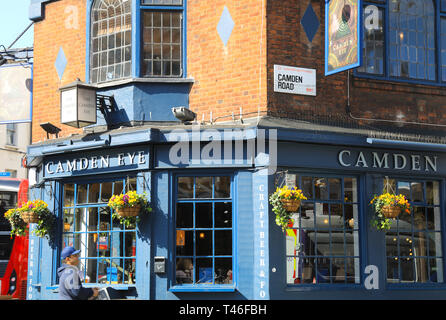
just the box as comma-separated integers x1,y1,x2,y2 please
96,94,117,118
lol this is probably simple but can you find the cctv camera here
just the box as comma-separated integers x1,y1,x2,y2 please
172,107,196,123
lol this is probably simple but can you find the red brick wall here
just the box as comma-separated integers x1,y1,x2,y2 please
32,0,86,143
266,0,446,133
187,1,267,123
32,0,446,141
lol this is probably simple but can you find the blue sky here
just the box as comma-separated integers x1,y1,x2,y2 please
0,0,33,49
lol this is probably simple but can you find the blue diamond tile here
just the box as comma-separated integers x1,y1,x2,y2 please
55,47,67,80
217,6,235,46
301,3,320,43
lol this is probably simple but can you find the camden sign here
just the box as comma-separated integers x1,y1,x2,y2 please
277,142,443,175
43,147,150,178
338,150,438,172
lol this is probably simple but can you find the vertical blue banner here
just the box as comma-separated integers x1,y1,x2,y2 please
253,169,269,299
325,0,362,75
26,225,40,300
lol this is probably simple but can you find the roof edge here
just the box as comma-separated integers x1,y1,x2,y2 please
29,0,59,22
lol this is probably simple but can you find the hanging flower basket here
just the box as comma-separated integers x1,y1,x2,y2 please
115,205,141,218
370,193,411,231
269,186,307,231
4,200,56,239
381,205,402,219
20,210,39,224
280,199,301,213
108,191,152,228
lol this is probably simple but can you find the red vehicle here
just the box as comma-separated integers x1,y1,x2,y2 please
0,178,29,300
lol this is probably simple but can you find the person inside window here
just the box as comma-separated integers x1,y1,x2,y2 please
176,258,193,284
57,246,99,300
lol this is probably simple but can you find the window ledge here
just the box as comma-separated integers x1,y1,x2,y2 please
169,285,236,293
47,284,136,291
285,284,363,292
94,77,195,89
387,284,446,290
353,74,446,96
4,144,19,150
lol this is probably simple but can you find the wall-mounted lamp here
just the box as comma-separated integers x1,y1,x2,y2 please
60,79,98,128
40,122,61,139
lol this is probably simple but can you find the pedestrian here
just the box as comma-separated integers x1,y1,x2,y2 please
57,246,99,300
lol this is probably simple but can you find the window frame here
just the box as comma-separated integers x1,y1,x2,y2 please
139,0,186,78
169,172,237,292
383,176,446,288
89,0,133,84
55,175,139,289
86,0,187,84
355,0,446,87
281,171,365,289
6,123,16,146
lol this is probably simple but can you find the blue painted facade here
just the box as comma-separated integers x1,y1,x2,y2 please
25,0,446,301
25,125,272,300
25,123,446,299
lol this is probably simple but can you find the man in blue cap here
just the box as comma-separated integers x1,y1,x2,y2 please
57,246,99,300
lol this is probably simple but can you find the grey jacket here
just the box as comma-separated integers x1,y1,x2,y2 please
57,264,94,300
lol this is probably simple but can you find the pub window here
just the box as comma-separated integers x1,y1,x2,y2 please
90,0,132,83
358,0,446,85
60,177,137,286
175,175,233,286
385,178,444,284
141,0,183,77
284,174,361,285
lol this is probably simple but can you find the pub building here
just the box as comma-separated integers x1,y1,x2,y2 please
25,0,446,300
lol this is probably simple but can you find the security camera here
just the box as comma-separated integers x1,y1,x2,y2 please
172,107,196,123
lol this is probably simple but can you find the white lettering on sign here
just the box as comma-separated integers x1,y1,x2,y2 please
256,183,268,299
338,150,438,172
45,152,146,176
274,65,316,96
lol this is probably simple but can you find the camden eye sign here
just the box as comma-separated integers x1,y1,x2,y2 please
274,65,316,96
43,147,150,178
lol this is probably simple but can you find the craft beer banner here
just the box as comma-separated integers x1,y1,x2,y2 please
325,0,362,75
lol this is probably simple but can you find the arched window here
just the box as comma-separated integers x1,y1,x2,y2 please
90,0,132,83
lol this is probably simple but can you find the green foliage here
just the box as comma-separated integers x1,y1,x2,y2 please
4,208,27,237
269,192,292,232
371,212,393,231
33,207,56,239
